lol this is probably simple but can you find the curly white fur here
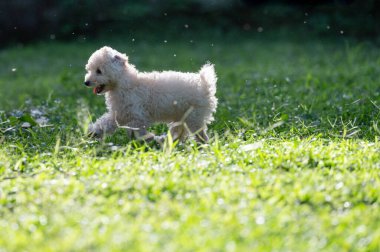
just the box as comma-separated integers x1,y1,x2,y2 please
84,46,217,142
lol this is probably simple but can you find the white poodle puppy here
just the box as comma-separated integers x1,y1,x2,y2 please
84,46,217,143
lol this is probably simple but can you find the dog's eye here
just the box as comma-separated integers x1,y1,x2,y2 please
96,69,102,74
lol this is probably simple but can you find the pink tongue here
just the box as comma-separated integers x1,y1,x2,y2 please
93,87,97,94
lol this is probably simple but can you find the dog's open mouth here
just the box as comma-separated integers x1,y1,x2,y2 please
93,84,106,95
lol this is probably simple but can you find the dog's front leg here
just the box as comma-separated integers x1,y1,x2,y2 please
88,112,117,138
134,128,155,142
124,120,155,142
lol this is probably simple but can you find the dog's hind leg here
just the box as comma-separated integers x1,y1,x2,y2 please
169,123,185,142
195,129,209,143
184,112,209,143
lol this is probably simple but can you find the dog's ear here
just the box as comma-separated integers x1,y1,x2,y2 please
112,54,127,65
114,55,123,61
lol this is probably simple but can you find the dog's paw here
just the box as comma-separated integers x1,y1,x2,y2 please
87,124,103,138
87,131,101,138
154,134,167,145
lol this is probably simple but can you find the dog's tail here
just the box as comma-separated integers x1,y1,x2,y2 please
200,63,217,97
200,63,218,121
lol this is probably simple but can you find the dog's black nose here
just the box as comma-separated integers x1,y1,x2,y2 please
84,81,91,86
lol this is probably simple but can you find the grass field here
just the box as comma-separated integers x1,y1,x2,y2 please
1,30,380,251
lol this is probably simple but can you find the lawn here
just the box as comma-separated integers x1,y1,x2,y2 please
0,30,380,251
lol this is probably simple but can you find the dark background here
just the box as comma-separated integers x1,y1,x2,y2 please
1,0,379,47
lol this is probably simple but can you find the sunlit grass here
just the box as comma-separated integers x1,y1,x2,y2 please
0,32,380,251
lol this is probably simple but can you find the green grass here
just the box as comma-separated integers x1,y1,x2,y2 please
1,31,380,251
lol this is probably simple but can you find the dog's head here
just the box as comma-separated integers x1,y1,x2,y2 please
84,46,128,95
